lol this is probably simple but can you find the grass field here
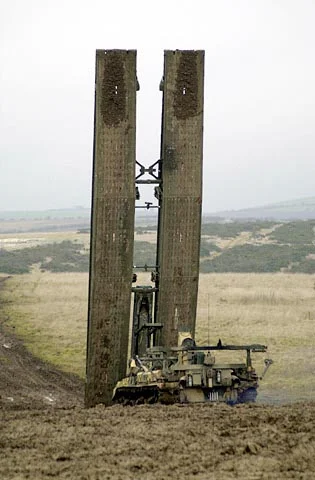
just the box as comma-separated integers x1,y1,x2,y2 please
0,231,90,251
196,273,315,403
1,268,315,404
0,268,88,377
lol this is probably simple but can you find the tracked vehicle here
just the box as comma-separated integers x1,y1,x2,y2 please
113,294,273,405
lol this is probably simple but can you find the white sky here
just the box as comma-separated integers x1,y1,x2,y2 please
0,0,314,213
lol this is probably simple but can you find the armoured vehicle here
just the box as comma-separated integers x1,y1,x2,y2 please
113,292,273,405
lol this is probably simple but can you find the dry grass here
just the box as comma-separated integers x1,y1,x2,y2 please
1,268,88,377
1,270,315,403
196,273,315,403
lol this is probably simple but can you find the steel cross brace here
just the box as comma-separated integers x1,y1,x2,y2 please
135,160,161,184
135,159,162,209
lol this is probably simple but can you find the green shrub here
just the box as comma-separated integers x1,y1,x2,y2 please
201,221,276,238
133,241,156,269
200,243,315,273
290,259,315,273
0,241,89,274
200,240,221,257
270,221,315,245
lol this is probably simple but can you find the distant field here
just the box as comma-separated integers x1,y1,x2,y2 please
0,208,90,234
0,208,90,221
0,231,90,251
1,220,315,273
1,269,315,403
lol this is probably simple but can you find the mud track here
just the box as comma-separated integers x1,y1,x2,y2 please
1,278,315,479
0,324,84,411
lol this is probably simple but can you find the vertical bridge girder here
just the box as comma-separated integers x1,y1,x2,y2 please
85,50,137,407
156,50,205,348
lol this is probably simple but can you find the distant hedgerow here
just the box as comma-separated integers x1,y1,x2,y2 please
200,243,315,273
0,241,89,274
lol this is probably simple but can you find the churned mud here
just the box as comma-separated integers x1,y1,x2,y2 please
1,327,315,480
1,401,315,479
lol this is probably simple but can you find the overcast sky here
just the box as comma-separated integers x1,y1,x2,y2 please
0,0,314,213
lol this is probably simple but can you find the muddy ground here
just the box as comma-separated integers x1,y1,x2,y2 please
1,332,315,479
0,303,315,479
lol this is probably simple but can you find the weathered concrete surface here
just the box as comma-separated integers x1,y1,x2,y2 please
156,50,204,348
85,50,137,407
